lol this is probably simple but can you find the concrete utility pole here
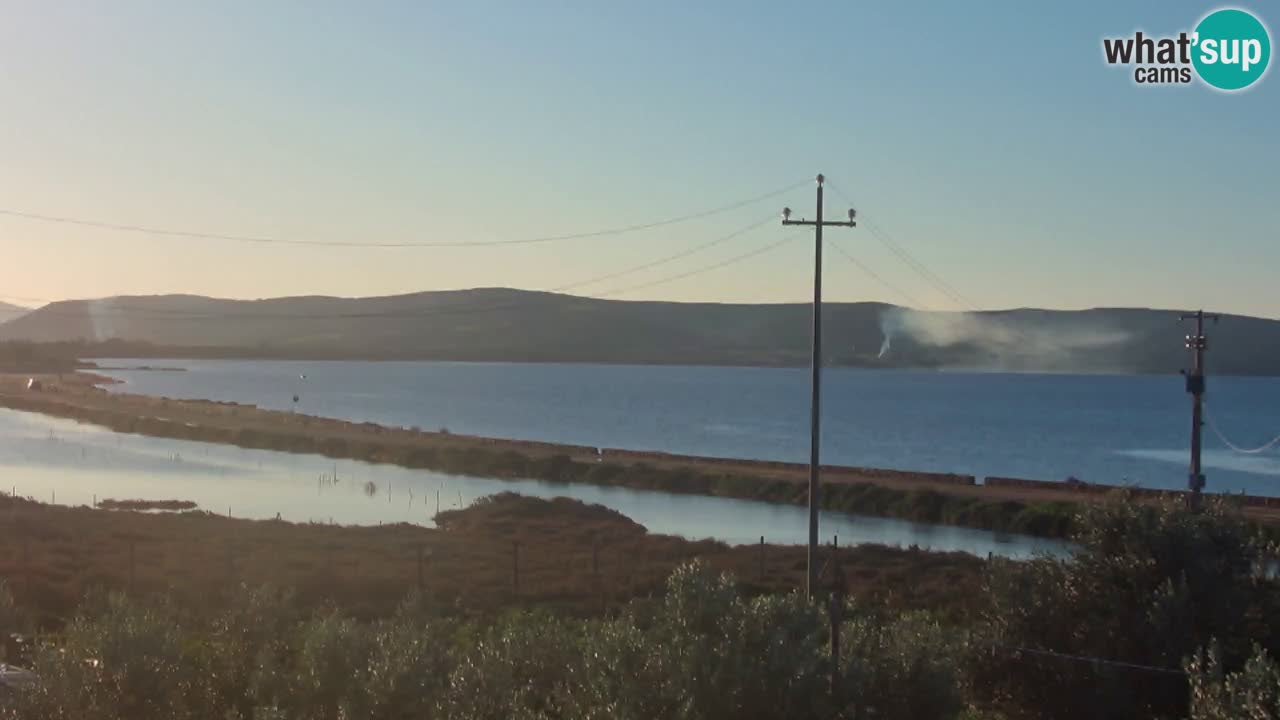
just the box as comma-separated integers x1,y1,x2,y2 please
1181,309,1218,511
782,173,856,599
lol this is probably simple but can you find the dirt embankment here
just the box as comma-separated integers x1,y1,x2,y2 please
2,371,1277,537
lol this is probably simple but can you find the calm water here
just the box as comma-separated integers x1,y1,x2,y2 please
0,408,1065,558
97,359,1280,496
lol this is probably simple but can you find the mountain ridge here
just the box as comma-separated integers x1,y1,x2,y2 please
1,289,1276,375
0,301,29,326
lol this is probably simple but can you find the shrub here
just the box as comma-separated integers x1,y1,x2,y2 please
201,584,300,719
358,612,455,720
978,496,1280,719
839,611,967,720
251,609,372,719
6,563,972,720
13,594,209,720
443,611,578,719
1188,643,1280,720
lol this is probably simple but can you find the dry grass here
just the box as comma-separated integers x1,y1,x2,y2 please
0,492,986,628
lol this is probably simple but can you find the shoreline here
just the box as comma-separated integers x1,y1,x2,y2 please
2,371,1277,539
85,352,1280,377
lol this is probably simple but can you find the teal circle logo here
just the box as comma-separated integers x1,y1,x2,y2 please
1192,8,1271,91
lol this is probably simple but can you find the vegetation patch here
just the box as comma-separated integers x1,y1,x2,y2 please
96,498,199,512
0,493,985,628
0,495,1276,719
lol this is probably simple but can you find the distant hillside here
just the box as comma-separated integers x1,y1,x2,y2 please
0,301,28,326
1,288,1277,374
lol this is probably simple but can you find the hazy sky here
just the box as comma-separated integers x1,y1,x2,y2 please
0,1,1277,316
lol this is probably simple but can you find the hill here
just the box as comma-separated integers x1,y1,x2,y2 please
0,288,1276,374
0,301,28,325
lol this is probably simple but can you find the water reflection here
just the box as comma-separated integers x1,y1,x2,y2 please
0,409,1068,559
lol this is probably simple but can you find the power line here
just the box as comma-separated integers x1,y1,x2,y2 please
825,177,1067,373
825,239,924,309
553,214,776,292
1204,401,1280,455
990,643,1187,677
827,177,1053,342
826,180,978,311
0,179,808,249
863,218,978,310
0,220,788,322
594,233,803,298
835,179,1266,477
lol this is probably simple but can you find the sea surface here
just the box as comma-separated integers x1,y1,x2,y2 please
0,408,1066,558
96,359,1280,496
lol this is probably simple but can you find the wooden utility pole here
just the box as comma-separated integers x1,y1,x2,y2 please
821,533,846,701
1181,310,1218,511
783,173,856,599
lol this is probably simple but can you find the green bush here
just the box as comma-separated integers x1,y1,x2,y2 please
251,609,372,719
978,496,1280,719
202,585,300,719
1188,643,1280,720
444,611,578,719
14,594,207,720
358,612,455,720
0,581,26,665
840,611,967,720
5,562,973,720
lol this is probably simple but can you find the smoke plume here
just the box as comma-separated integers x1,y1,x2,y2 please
877,307,1131,369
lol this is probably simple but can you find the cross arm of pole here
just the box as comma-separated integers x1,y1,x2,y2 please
782,219,857,227
782,203,856,227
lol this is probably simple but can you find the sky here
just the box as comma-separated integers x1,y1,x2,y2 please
0,1,1277,317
